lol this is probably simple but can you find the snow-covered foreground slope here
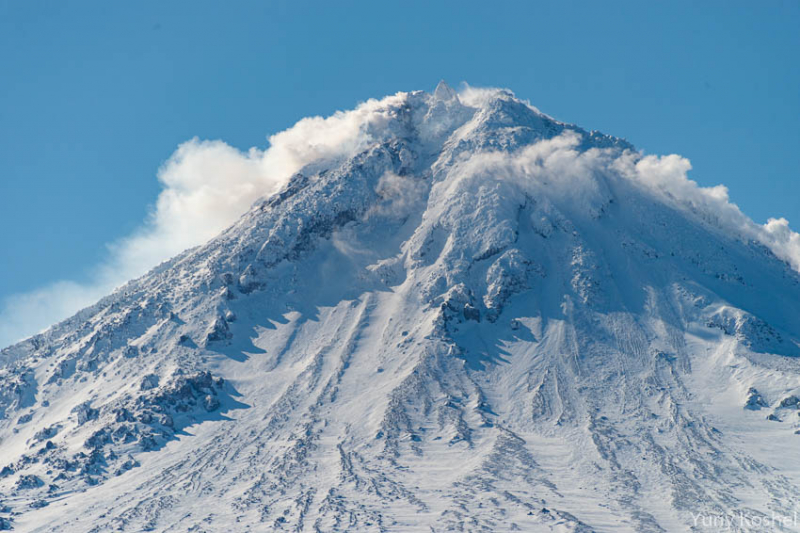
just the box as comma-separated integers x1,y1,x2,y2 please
3,83,800,532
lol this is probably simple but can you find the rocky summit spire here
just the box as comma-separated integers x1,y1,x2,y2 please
432,79,458,102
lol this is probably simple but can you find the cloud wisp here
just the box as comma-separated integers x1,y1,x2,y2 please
0,93,409,349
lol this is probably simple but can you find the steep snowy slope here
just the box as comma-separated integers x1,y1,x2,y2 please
3,82,800,532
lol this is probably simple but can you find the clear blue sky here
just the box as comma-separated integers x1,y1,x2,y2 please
1,0,798,303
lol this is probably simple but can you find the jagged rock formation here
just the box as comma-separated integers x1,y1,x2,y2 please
2,82,800,532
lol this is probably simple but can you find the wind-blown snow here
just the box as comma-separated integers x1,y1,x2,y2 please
616,151,800,271
0,92,412,349
2,82,800,532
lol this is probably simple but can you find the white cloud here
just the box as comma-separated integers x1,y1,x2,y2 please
759,217,800,271
0,281,110,351
0,92,410,349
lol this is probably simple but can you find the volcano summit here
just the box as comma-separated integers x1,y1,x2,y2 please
2,83,800,532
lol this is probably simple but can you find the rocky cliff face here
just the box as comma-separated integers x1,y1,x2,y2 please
2,83,800,532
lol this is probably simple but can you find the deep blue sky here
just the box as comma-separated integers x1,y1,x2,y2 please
1,0,798,303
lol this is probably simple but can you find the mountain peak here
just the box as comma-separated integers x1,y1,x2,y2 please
432,79,458,102
2,84,800,532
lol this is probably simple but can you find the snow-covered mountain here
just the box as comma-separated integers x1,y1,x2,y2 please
3,82,800,532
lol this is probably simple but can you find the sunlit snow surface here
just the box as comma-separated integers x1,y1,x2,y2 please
3,83,800,532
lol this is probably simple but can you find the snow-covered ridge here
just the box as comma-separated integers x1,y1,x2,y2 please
2,82,800,531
